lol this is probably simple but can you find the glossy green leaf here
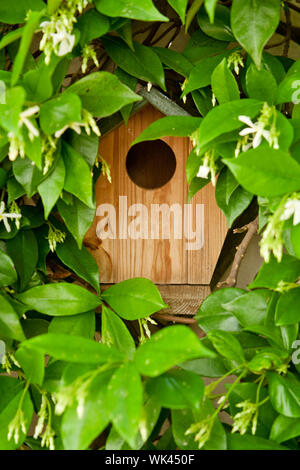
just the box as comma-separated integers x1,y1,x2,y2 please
224,148,300,197
57,197,95,249
13,157,43,198
102,37,166,91
196,288,245,333
67,131,99,168
133,116,202,145
268,372,300,418
204,0,218,23
270,414,300,443
246,63,278,104
134,325,216,377
275,288,300,326
16,283,101,316
48,311,95,339
40,93,82,136
56,234,100,293
101,306,135,360
94,0,168,21
0,294,25,341
0,248,17,287
62,141,94,208
182,54,227,95
15,347,44,385
61,369,112,450
167,0,188,23
231,0,281,68
152,47,193,78
0,0,45,24
77,9,110,45
6,230,38,291
102,278,167,320
146,369,204,410
223,290,270,327
66,71,142,117
38,155,65,219
198,5,234,41
108,362,143,448
249,254,300,289
227,433,288,450
207,330,245,367
216,183,253,228
211,58,240,104
20,333,123,363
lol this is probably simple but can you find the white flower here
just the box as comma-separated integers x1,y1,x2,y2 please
280,199,300,226
0,201,22,232
19,106,40,140
197,164,210,179
51,30,75,56
238,115,271,149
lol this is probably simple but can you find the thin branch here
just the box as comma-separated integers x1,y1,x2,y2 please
217,216,259,288
283,7,292,57
152,312,199,325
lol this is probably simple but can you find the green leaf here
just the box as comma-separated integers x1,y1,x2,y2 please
207,330,245,367
134,325,216,377
65,71,142,117
227,433,288,450
204,0,218,23
101,306,135,360
224,148,300,197
20,333,123,363
11,10,44,86
198,5,234,41
183,29,228,64
56,234,100,293
102,278,168,321
16,282,101,316
146,369,204,410
0,294,25,341
48,311,95,339
133,116,202,145
216,183,253,227
0,377,33,450
15,347,44,385
6,230,38,291
108,362,143,448
114,67,137,124
102,37,166,91
61,369,112,450
223,290,270,327
277,58,300,104
77,9,110,45
275,288,300,326
196,288,245,333
152,47,193,77
270,414,300,443
40,93,82,136
246,63,278,104
13,157,43,198
67,131,99,168
0,248,17,287
38,155,65,219
197,99,262,149
231,0,281,68
167,0,188,23
181,355,227,378
249,254,300,289
23,65,54,103
268,372,300,418
172,398,227,450
57,196,95,249
62,141,94,208
182,54,227,95
94,0,168,21
0,0,45,24
211,58,240,104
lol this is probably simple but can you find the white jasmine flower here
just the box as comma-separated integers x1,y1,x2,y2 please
197,164,210,179
54,110,100,138
19,106,40,140
8,409,27,444
280,198,300,226
196,150,217,185
232,400,258,436
238,115,271,149
0,201,22,232
147,82,153,92
51,29,75,56
185,417,214,449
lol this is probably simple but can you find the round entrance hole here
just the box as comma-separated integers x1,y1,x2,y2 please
126,139,176,190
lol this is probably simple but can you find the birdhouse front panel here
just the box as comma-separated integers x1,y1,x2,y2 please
86,104,227,285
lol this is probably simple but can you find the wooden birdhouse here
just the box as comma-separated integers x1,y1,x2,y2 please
86,95,227,315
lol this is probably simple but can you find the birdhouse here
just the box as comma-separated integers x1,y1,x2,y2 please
86,99,227,315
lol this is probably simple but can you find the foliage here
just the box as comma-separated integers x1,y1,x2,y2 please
0,0,299,451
